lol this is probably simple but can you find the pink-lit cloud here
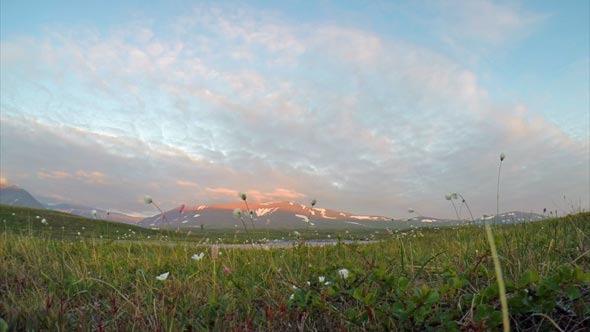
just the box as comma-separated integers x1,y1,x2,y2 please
176,180,199,187
205,187,306,202
37,170,71,180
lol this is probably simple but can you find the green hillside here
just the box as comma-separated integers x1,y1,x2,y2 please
0,204,176,241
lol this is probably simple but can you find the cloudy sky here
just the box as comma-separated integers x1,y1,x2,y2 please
1,0,588,218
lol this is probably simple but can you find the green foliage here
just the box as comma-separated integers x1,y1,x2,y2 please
1,209,589,331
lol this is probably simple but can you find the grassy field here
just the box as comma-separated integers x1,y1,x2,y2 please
0,205,588,331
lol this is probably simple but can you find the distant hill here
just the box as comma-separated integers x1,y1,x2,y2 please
0,203,173,240
0,184,45,209
479,211,545,224
44,202,142,224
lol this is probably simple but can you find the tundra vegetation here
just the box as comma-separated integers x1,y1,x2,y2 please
0,204,588,331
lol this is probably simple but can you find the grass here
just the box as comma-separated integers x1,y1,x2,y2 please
0,205,589,331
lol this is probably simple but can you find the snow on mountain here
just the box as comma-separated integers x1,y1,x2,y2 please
477,211,545,224
137,199,549,230
138,200,393,229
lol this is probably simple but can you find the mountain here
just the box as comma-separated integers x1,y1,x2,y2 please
479,211,545,224
44,202,142,224
0,184,45,209
138,200,550,230
139,200,395,229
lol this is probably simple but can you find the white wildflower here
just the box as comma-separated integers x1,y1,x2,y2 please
338,268,350,280
191,252,205,261
156,272,169,281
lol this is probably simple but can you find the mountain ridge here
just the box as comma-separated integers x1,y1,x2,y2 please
0,185,45,209
139,200,547,229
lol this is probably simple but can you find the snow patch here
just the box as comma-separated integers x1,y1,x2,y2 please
182,220,189,224
346,221,362,226
196,205,207,210
315,208,336,219
193,214,201,218
255,208,278,217
350,215,380,221
295,214,310,223
421,219,436,223
260,201,280,206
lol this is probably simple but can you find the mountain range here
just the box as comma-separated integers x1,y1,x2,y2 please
138,200,394,229
1,184,546,229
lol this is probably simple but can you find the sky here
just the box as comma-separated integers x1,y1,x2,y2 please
1,0,588,218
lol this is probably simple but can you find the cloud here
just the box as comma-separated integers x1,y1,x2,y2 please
206,187,239,197
37,170,71,180
0,4,587,218
0,176,7,185
75,171,108,184
176,180,199,188
37,169,107,184
431,0,547,45
205,187,306,202
245,188,306,201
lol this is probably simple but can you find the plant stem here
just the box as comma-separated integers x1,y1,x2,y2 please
492,157,509,331
239,216,250,235
457,194,475,224
151,202,171,229
450,199,460,220
484,223,510,332
243,200,255,230
496,160,503,225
